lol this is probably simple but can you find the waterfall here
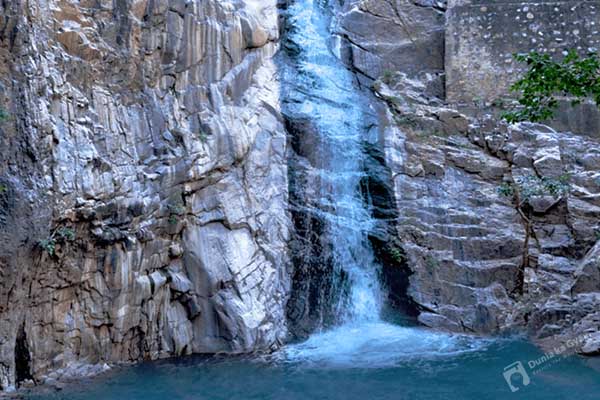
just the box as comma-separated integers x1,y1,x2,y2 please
282,0,383,326
279,0,488,367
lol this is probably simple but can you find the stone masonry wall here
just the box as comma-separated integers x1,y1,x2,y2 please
446,0,600,105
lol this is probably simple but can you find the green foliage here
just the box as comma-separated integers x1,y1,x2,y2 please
381,69,395,85
540,174,571,197
167,203,185,215
198,130,209,143
498,182,515,197
56,227,75,241
390,247,405,264
499,174,571,202
0,108,7,122
503,50,600,123
38,239,56,256
425,255,439,269
38,226,76,256
0,184,6,194
167,203,185,224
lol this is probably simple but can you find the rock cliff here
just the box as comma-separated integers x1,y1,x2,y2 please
0,0,290,391
335,0,600,353
1,0,600,393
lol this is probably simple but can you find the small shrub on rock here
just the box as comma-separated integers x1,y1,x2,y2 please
38,226,76,256
167,203,185,225
499,174,570,203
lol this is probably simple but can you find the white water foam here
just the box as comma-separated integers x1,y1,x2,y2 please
281,322,489,368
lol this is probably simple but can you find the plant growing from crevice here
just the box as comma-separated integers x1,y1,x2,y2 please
390,247,406,264
38,238,57,256
167,202,185,225
503,50,600,123
56,227,75,241
503,174,571,202
198,130,209,144
38,226,76,257
498,174,571,294
425,255,439,269
0,108,8,122
381,69,395,85
498,182,515,198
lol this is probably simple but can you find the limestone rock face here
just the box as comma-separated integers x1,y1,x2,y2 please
334,0,446,85
0,0,290,391
375,73,600,348
1,0,600,391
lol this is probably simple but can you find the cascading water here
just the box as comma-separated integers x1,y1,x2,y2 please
282,0,382,330
280,0,487,366
282,0,383,325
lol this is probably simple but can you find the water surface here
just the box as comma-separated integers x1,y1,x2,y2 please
28,336,600,400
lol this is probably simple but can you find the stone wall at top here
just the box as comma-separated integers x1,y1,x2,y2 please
445,0,600,106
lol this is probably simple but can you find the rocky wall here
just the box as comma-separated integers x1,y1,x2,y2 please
0,0,290,391
335,0,600,352
334,0,446,93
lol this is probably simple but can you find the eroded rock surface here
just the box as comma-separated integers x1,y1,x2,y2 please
372,68,600,351
335,0,600,352
334,0,446,83
0,0,290,391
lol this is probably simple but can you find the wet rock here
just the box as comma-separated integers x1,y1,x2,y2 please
580,333,600,356
572,243,600,294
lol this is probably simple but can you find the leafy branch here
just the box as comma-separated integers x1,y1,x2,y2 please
390,247,405,264
198,130,209,144
502,50,600,123
501,174,571,203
